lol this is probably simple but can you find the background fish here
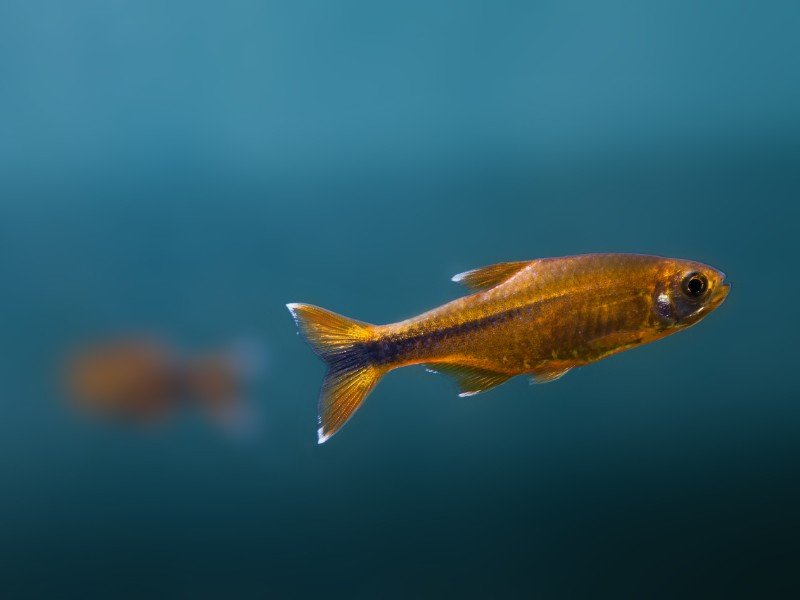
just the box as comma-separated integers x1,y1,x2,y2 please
289,253,729,443
65,337,265,433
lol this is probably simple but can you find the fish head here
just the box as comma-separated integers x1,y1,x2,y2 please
653,259,730,329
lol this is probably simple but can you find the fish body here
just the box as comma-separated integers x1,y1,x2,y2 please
288,253,729,443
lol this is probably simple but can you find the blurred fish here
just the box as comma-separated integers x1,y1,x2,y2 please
288,253,730,443
65,337,265,433
66,340,176,422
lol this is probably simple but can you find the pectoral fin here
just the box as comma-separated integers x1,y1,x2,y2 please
585,331,644,357
451,261,533,291
426,363,512,397
529,365,572,384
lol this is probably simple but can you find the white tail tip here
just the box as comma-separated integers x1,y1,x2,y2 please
317,427,331,444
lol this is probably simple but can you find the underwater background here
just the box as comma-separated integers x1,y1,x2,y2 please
2,1,799,597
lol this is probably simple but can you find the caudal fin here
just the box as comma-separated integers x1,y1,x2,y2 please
287,303,384,443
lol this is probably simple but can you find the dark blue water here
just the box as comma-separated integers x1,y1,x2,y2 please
2,1,799,597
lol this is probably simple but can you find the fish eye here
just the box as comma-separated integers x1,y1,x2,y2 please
681,272,708,299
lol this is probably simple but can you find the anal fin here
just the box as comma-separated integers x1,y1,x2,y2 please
426,362,512,397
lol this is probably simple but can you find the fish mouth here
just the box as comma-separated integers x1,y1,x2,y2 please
713,278,731,306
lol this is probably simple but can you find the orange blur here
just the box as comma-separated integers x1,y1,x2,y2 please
64,337,263,430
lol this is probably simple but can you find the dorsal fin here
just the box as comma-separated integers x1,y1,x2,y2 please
451,261,532,291
426,362,512,397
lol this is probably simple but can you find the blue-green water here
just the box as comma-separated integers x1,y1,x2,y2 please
2,1,800,597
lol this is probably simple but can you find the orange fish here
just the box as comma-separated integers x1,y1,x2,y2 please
65,338,264,431
288,253,730,443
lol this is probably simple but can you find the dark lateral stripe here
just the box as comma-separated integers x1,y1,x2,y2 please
365,306,526,365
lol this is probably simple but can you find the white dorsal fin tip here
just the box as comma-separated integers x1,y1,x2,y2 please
458,391,480,397
286,303,301,322
451,271,472,283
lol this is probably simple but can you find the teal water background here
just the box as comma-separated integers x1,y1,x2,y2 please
2,1,799,597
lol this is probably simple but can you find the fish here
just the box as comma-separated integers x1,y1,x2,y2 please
64,337,265,432
65,340,177,421
288,253,730,443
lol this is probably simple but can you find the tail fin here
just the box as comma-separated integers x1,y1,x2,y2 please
287,303,384,443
